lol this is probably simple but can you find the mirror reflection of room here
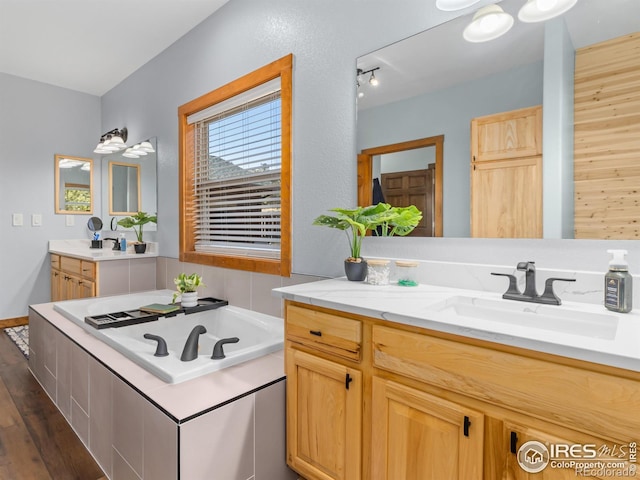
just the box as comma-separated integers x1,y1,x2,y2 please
356,0,640,240
109,162,140,215
54,154,93,214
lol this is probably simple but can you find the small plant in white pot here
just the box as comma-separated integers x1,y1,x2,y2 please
172,273,205,307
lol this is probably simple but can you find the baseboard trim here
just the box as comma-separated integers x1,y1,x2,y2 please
0,316,29,329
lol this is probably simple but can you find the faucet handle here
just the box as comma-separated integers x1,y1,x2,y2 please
539,277,576,305
517,261,536,271
491,273,521,297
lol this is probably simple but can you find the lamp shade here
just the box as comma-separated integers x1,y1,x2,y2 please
436,0,481,11
518,0,577,23
122,148,140,158
463,4,514,43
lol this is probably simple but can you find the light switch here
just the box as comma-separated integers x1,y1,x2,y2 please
12,213,23,226
32,214,42,227
65,215,75,227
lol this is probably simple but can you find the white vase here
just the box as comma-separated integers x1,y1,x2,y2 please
181,291,198,308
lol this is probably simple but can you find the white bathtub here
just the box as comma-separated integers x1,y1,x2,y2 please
53,291,284,384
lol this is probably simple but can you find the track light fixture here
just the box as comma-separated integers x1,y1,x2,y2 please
94,127,128,154
356,67,381,98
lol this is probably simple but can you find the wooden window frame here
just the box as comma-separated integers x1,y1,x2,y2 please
178,54,292,276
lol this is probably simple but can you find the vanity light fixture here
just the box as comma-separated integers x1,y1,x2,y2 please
518,0,577,23
463,4,514,43
93,127,128,154
122,139,155,159
436,0,481,11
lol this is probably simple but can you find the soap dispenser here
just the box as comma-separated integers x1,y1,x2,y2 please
604,249,632,313
119,233,127,252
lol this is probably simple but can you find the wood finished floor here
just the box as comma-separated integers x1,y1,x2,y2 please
0,330,106,480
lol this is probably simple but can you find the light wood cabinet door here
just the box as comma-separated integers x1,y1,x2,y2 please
286,348,362,480
51,268,63,302
471,105,542,163
470,105,543,238
470,156,542,238
500,420,623,480
371,377,484,480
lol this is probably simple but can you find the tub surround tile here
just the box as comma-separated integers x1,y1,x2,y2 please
99,260,132,296
224,269,252,309
113,449,142,480
71,398,89,447
89,360,113,478
113,376,144,476
199,265,226,300
71,343,89,414
251,272,284,317
155,256,167,290
180,394,254,480
29,303,285,422
129,257,157,292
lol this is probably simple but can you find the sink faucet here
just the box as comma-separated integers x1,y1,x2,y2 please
491,261,576,305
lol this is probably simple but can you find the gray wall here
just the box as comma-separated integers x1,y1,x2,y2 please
0,73,100,319
100,0,470,277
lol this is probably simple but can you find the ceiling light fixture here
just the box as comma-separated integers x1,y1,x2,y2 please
463,4,514,43
93,127,128,154
436,0,481,11
518,0,577,23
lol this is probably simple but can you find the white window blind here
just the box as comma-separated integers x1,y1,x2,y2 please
192,86,282,259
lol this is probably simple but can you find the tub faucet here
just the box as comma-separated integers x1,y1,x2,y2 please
180,325,207,361
211,337,239,359
491,261,576,305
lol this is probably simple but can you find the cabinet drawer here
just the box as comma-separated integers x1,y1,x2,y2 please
80,261,96,280
286,305,361,361
60,256,82,276
50,254,61,270
372,325,639,441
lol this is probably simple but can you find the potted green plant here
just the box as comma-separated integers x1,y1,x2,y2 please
313,203,394,281
172,273,205,307
116,211,157,254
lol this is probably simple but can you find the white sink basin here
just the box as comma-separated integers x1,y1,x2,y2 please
431,296,619,340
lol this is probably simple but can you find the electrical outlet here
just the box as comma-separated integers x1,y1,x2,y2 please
12,213,23,226
32,214,42,227
65,215,75,227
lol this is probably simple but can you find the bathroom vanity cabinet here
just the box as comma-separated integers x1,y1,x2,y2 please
50,253,156,301
285,301,638,480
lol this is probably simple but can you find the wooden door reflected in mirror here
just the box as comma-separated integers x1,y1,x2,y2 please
358,135,443,237
54,154,93,214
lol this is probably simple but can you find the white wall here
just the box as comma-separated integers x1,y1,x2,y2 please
0,73,101,319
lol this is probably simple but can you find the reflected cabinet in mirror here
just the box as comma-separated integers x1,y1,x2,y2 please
101,137,158,232
356,0,640,239
54,154,93,214
109,162,140,215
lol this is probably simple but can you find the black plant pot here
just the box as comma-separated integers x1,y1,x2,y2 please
344,259,367,281
134,243,147,254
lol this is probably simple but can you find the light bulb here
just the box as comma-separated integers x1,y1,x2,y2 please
369,72,379,86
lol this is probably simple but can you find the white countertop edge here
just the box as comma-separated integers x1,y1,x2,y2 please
274,278,640,373
49,239,159,261
29,302,285,422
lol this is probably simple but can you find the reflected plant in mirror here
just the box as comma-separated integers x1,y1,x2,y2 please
356,0,640,240
54,154,93,214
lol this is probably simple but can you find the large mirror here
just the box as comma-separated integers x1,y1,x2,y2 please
356,0,639,239
101,137,157,231
54,154,93,214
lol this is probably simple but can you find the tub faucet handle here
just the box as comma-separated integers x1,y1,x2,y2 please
211,337,239,360
143,333,169,357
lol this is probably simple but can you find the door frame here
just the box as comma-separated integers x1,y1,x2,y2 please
358,135,443,237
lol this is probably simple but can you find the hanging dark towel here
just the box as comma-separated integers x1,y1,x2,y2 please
372,178,385,204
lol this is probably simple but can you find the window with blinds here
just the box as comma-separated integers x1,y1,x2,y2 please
192,90,282,258
179,54,292,276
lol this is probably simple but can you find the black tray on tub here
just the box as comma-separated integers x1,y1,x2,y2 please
173,297,229,316
85,310,159,329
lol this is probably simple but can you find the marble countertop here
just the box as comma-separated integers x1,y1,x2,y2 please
273,278,640,372
49,239,159,261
